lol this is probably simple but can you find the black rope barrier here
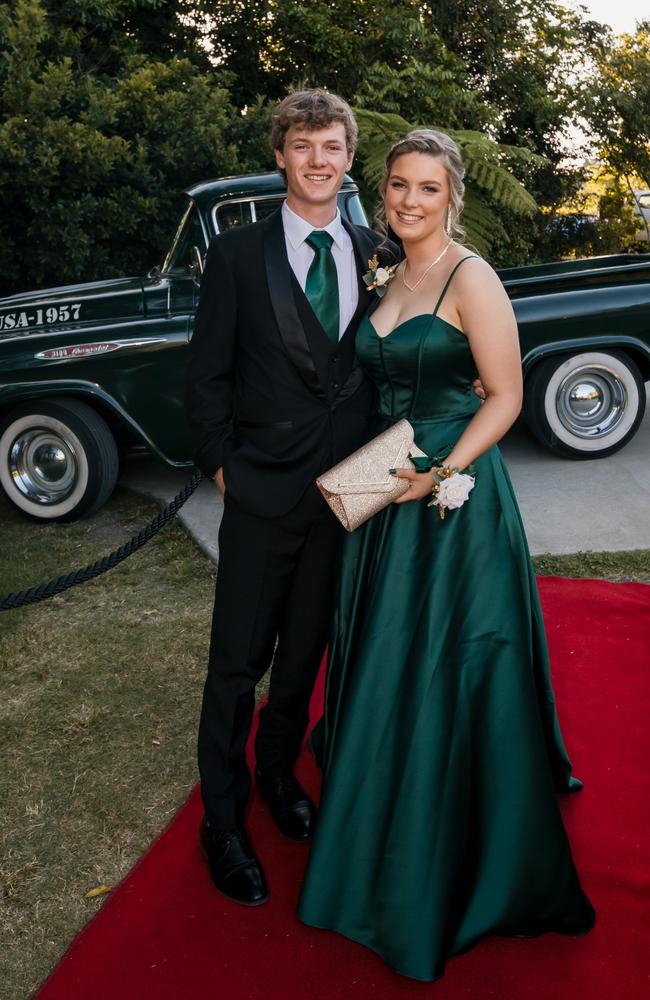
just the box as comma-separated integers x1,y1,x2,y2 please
0,469,205,612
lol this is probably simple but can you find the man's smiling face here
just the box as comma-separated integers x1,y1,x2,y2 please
275,123,354,217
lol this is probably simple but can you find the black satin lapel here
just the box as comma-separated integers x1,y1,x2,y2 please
343,219,378,267
264,212,323,397
343,220,377,294
339,221,376,337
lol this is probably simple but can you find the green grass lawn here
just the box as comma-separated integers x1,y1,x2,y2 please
1,485,648,999
0,487,216,1000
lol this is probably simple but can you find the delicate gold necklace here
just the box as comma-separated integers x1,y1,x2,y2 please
402,239,453,292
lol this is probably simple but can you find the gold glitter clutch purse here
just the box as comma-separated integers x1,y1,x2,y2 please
316,418,425,532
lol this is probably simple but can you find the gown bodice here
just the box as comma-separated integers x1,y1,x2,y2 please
356,311,482,423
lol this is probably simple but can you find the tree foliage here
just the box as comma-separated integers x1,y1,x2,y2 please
0,0,646,295
206,0,493,129
587,21,650,190
0,0,238,293
426,2,604,150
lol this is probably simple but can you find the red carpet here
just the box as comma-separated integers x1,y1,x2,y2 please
36,578,650,1000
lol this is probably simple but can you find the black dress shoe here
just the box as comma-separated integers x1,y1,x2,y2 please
199,818,268,906
255,769,317,841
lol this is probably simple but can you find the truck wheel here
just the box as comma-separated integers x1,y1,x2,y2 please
0,398,119,521
524,350,646,459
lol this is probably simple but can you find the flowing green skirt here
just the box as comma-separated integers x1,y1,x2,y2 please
298,416,595,982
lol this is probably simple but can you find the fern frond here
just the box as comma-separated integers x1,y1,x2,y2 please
461,189,510,258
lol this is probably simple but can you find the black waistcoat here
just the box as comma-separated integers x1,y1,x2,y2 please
290,271,370,404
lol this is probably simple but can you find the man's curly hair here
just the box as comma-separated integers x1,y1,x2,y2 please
271,88,358,167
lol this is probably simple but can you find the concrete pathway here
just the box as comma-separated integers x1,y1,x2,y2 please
120,454,224,565
500,408,650,555
119,406,650,562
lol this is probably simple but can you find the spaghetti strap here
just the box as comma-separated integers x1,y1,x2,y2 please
431,255,480,317
407,255,479,419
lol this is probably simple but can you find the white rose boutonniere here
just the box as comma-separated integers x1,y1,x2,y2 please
428,468,476,520
363,255,398,298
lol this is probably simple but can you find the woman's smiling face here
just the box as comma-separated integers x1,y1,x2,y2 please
384,152,450,242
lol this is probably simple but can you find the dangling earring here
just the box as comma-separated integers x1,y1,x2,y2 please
445,205,452,237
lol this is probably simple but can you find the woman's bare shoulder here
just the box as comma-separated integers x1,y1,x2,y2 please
454,251,496,280
452,252,508,302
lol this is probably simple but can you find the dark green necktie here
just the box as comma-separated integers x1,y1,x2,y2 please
305,230,340,346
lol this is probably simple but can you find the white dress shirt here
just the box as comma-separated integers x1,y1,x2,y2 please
281,201,359,340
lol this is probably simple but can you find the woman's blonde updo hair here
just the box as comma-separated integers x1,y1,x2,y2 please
376,129,466,241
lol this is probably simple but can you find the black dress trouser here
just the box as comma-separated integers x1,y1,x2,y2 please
197,484,342,829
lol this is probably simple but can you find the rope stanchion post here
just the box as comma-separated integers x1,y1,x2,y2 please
0,470,204,613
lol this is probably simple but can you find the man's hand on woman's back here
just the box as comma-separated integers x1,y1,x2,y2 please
214,468,226,495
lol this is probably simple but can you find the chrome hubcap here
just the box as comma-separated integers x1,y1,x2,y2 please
556,364,627,439
9,428,78,504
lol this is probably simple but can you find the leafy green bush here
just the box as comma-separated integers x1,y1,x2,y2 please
0,1,239,294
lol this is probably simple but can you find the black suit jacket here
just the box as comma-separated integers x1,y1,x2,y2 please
185,208,399,518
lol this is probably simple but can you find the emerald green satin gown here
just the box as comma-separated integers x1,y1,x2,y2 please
298,261,595,982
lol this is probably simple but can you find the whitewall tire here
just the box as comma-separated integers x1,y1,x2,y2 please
0,398,119,521
524,350,646,458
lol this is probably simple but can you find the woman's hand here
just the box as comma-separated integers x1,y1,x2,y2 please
391,468,435,503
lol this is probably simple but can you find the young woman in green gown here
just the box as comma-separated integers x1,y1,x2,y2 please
297,130,595,981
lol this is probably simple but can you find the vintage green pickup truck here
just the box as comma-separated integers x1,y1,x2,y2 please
1,171,649,521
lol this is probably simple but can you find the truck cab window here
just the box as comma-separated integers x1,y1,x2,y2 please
213,198,285,232
215,201,253,231
250,198,284,223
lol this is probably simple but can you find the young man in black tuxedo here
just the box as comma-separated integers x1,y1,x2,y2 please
185,90,399,906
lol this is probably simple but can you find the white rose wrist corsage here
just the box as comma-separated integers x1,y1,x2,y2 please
408,452,476,520
428,465,475,520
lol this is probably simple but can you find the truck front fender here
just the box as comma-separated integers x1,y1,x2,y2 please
522,335,650,381
0,379,192,468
